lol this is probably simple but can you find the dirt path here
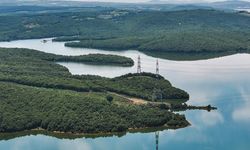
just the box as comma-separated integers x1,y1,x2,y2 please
109,92,171,106
129,98,148,105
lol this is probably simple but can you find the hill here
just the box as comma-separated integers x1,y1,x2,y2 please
206,1,250,9
0,47,188,101
0,47,189,133
1,8,249,59
0,81,189,133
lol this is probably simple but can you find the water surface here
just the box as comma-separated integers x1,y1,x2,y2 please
0,38,250,150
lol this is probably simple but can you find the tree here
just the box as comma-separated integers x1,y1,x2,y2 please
106,95,113,103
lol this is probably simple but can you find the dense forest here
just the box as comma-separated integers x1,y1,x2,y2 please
0,8,249,56
0,82,189,133
0,48,188,101
0,48,134,66
0,47,189,133
64,30,250,53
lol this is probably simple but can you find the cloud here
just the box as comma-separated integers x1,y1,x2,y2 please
57,139,92,150
200,111,224,127
232,88,250,123
38,0,250,4
151,0,226,3
18,0,250,3
65,0,149,2
5,0,250,4
232,107,250,123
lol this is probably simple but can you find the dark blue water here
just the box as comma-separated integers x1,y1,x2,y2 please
0,39,249,150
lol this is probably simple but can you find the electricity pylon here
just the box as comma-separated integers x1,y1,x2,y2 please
137,55,141,73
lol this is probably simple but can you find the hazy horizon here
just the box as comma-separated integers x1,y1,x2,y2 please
1,0,250,4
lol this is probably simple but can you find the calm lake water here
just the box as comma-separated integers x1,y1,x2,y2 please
0,38,250,150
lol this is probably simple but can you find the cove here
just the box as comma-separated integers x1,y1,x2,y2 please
0,38,250,150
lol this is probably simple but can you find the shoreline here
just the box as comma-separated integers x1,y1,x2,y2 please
0,123,191,140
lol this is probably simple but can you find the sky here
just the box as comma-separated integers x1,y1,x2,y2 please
70,0,225,3
55,0,250,3
7,0,250,4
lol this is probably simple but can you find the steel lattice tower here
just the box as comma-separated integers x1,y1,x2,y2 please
137,55,141,73
155,59,160,150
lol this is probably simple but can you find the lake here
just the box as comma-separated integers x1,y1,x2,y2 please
0,38,250,150
236,8,250,12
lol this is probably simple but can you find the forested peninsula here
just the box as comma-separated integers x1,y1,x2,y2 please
0,9,249,59
0,48,189,133
0,48,134,66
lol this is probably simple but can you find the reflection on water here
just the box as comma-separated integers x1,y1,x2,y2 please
0,38,250,150
0,128,173,150
236,9,250,12
232,88,250,123
143,51,238,61
155,131,159,150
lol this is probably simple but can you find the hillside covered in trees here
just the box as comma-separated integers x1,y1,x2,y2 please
0,48,134,66
0,47,189,133
0,48,188,101
0,82,189,133
0,8,249,58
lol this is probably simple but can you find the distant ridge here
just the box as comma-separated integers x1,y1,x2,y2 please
207,1,250,9
0,0,250,11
